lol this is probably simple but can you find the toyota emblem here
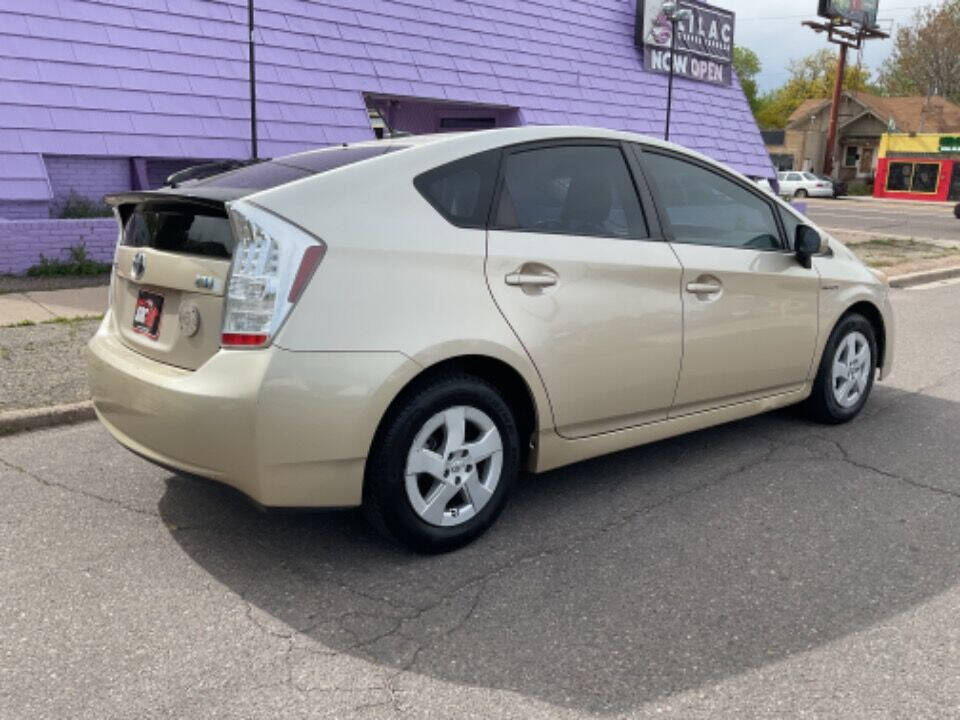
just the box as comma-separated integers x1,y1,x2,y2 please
131,252,145,279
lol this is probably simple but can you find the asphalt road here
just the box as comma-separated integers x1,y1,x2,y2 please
803,197,960,242
3,282,960,719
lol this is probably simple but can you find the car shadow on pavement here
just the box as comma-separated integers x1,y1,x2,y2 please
157,383,960,714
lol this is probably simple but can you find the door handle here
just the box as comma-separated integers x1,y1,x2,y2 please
505,272,557,287
686,282,722,294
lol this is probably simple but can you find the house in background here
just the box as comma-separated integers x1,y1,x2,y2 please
763,91,960,183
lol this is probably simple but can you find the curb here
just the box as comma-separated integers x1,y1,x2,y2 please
0,400,95,435
888,266,960,289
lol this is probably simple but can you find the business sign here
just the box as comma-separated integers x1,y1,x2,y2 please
636,1,735,86
940,136,960,153
817,0,880,28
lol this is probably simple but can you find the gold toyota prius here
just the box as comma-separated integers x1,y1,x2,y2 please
88,126,894,551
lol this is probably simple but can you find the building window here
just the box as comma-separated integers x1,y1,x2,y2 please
439,117,496,130
770,153,794,171
886,161,941,194
844,146,859,168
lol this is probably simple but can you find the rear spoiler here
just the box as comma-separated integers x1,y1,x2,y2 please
103,192,235,232
103,191,233,214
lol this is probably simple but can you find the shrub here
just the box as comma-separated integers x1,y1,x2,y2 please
57,190,113,219
26,244,112,277
847,180,874,196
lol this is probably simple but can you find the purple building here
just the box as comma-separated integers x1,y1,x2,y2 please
0,0,770,245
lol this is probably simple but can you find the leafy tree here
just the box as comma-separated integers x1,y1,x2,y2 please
755,48,875,129
732,46,762,114
878,0,960,102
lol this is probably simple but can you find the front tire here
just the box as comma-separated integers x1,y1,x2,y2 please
805,313,877,424
363,374,520,552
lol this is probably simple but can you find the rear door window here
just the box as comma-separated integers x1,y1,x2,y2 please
493,144,648,239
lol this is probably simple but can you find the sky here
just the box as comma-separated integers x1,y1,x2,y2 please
719,0,934,92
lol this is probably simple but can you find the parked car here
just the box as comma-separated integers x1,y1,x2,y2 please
778,171,834,198
88,127,894,552
754,177,776,195
817,173,848,197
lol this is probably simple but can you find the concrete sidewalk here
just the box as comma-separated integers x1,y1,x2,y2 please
0,285,108,326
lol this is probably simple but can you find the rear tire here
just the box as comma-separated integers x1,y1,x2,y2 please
363,374,520,553
804,313,877,424
795,189,809,198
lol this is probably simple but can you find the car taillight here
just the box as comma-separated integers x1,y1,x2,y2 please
222,200,326,349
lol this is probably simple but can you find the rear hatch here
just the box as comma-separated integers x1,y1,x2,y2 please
108,193,233,370
104,144,407,370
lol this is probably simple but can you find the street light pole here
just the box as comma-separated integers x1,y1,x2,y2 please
248,0,258,160
662,2,693,142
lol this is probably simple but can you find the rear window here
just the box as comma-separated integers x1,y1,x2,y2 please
196,145,406,191
414,149,501,228
802,172,818,181
122,203,234,259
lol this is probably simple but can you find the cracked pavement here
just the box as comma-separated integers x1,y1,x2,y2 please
2,282,960,718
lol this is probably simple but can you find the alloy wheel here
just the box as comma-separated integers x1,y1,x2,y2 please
831,330,872,409
404,406,504,527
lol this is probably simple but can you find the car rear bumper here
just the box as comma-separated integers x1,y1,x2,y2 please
86,312,419,507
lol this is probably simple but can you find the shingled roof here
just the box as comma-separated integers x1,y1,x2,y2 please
787,91,960,133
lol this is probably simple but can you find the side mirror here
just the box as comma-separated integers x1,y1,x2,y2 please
794,225,822,269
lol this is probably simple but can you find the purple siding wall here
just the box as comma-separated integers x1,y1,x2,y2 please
0,200,49,220
0,152,52,209
44,155,130,212
0,218,116,275
0,0,772,182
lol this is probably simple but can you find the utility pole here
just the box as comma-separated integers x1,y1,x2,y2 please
802,8,887,177
248,0,258,160
822,43,847,176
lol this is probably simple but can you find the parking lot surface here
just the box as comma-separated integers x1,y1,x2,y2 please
2,282,960,719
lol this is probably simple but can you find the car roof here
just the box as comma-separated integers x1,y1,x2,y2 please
142,126,775,206
274,125,761,185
